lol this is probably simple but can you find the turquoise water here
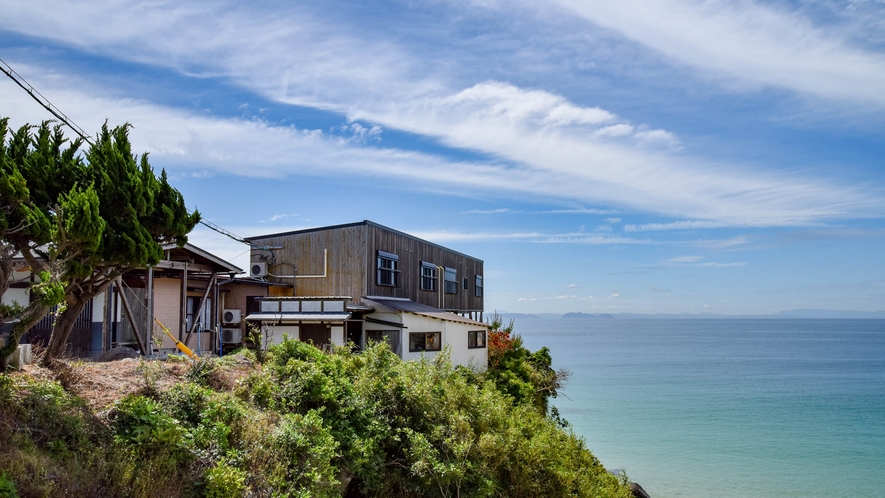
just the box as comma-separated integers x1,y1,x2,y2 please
516,318,885,498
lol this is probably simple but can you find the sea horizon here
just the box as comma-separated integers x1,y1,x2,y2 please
517,317,885,498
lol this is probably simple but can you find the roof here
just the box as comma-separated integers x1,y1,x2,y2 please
160,243,243,274
245,313,352,322
363,297,488,328
243,220,483,263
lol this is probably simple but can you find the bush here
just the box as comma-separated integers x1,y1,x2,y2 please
203,459,246,498
0,473,18,498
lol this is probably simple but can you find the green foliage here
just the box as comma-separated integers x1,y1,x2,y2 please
486,315,566,415
112,395,193,464
0,473,19,498
1,341,631,498
270,410,340,497
203,459,246,498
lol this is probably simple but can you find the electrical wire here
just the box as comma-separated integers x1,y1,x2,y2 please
0,57,93,145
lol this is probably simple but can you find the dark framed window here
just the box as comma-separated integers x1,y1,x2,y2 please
377,250,399,287
463,277,469,290
420,262,437,291
444,267,457,294
475,275,483,298
367,330,401,354
468,330,486,349
409,332,441,352
186,296,212,331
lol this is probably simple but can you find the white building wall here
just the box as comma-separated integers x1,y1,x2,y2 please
2,268,31,308
397,313,488,370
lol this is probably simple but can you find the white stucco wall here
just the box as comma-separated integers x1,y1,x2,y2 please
2,268,31,308
397,313,488,370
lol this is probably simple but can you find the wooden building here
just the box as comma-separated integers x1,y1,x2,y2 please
243,221,488,368
244,220,484,320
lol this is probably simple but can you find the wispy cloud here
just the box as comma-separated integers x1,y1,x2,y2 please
3,2,884,228
462,208,514,214
625,220,735,232
555,0,885,105
665,255,704,263
687,235,752,249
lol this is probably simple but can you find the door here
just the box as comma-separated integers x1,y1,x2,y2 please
300,324,331,348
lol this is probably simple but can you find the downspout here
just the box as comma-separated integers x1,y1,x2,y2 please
436,265,444,309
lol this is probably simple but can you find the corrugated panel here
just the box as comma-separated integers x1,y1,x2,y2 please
245,313,351,322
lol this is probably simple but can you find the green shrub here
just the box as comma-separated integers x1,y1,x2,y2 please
270,410,339,497
0,473,18,498
203,459,246,498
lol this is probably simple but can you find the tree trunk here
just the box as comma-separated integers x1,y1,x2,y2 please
42,279,116,366
0,301,51,372
42,294,87,366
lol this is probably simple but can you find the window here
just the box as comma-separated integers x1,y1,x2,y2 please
367,330,401,355
409,332,441,352
377,251,399,287
420,262,437,291
463,277,468,290
475,275,483,298
468,330,486,349
186,296,212,332
444,267,457,294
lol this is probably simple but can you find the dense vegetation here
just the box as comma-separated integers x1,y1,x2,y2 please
0,337,631,498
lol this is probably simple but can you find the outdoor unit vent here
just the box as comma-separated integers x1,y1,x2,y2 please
250,262,267,278
222,309,241,324
221,328,242,344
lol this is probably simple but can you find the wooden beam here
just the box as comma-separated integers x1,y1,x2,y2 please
115,278,147,355
184,273,216,348
154,260,218,273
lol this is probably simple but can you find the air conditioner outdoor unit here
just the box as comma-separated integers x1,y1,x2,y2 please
221,328,242,344
250,262,267,278
222,309,241,324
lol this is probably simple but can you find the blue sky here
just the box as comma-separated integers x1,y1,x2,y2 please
2,0,884,315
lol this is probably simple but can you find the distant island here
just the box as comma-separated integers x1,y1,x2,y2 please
496,309,885,320
562,312,616,319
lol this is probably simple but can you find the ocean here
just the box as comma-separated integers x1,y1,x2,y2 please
515,318,885,498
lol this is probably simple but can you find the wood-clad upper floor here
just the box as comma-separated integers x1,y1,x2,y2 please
245,221,484,313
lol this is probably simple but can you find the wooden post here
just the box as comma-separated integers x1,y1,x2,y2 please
146,266,154,354
115,277,147,355
180,263,187,342
184,273,216,349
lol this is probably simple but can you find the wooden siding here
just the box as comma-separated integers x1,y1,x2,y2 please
365,224,484,313
250,222,483,313
255,224,368,302
364,225,483,312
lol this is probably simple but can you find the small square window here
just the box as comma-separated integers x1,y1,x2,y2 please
377,251,399,287
468,330,486,349
444,267,457,294
409,332,442,352
420,262,437,291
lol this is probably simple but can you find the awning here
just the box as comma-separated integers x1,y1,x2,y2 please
245,313,352,322
362,297,488,328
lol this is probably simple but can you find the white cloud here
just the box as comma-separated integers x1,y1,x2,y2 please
625,220,735,232
462,208,513,214
555,0,885,105
605,218,622,224
3,3,884,228
566,284,578,288
665,255,704,263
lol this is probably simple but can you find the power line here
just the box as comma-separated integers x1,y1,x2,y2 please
1,57,266,255
0,57,93,145
199,219,280,251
